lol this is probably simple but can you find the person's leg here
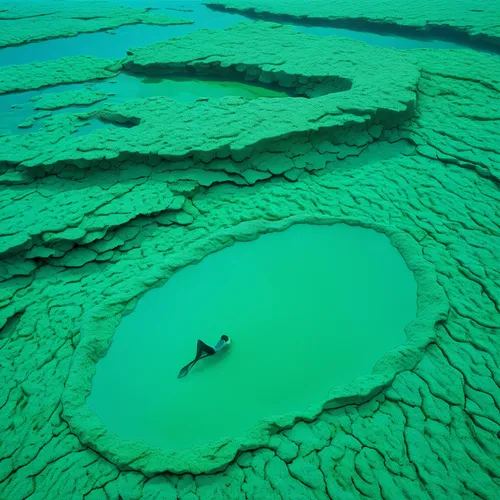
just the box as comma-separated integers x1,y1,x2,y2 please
195,339,216,359
178,359,196,378
178,340,215,378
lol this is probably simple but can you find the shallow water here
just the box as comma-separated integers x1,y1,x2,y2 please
0,0,482,68
0,2,250,66
87,224,417,450
1,0,488,135
0,73,288,134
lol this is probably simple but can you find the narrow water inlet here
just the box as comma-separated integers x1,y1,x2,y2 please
87,224,417,451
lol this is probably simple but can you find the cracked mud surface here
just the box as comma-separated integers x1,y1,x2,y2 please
0,16,499,500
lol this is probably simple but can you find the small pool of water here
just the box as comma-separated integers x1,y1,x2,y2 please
87,223,417,451
137,75,289,100
0,73,289,134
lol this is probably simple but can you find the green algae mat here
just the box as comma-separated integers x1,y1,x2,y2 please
0,6,499,500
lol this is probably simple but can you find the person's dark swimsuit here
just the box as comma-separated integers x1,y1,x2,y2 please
177,335,230,378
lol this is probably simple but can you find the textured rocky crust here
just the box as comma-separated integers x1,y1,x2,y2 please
30,89,110,111
0,2,192,48
205,0,500,50
0,56,123,95
0,20,499,500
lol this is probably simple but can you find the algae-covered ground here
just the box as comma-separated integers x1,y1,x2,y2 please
205,0,500,50
0,2,192,48
0,1,499,499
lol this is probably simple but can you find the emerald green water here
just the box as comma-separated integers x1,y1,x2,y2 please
139,76,289,100
87,224,417,450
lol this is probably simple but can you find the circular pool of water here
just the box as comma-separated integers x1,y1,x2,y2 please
87,223,416,450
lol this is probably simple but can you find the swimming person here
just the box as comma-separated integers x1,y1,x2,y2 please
177,335,232,378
